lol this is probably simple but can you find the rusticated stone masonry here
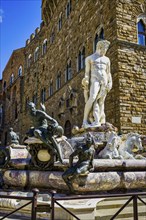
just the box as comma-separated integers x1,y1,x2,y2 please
1,0,146,144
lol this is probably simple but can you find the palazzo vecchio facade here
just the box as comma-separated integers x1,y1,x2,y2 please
0,0,146,145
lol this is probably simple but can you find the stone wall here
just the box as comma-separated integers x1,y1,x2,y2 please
22,0,119,137
117,41,146,134
1,48,25,144
115,0,146,134
1,0,146,144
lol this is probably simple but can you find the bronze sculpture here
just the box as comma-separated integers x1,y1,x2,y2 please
27,102,64,163
8,128,20,145
62,133,95,192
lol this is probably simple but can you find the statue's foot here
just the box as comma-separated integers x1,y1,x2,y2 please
82,121,90,128
60,159,66,164
79,171,89,176
90,122,101,127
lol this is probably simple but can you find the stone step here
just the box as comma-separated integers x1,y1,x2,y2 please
95,197,146,220
96,197,146,209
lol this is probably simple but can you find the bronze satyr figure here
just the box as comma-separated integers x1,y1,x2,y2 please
27,102,64,163
62,133,95,193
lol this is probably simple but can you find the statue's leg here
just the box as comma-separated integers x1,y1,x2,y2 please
98,96,106,124
76,164,89,175
51,136,63,163
92,101,100,126
62,168,76,193
84,90,89,104
34,129,55,152
34,129,45,142
83,81,100,127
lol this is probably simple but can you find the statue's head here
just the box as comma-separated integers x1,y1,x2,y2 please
27,102,36,112
86,133,94,146
9,127,13,132
96,40,110,56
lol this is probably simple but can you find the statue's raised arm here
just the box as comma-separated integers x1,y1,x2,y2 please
27,102,64,163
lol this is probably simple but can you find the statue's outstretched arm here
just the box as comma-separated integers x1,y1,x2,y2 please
43,112,58,126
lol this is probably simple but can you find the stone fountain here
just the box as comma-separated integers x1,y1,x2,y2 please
0,40,145,219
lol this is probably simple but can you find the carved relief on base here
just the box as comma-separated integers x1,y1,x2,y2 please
24,137,54,170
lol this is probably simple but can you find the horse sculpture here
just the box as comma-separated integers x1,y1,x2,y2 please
98,131,122,159
118,133,144,159
98,132,145,160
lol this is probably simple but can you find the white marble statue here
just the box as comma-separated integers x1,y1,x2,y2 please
98,132,145,160
118,133,144,159
98,131,122,159
82,40,112,128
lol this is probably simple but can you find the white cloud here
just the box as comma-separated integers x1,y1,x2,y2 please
0,9,4,23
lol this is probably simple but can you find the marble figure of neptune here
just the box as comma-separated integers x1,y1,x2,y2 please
82,40,112,128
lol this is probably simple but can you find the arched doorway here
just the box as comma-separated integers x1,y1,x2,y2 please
64,120,72,138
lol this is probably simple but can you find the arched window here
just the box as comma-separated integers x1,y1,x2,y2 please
56,73,61,90
77,47,85,71
18,65,22,76
81,47,85,69
41,88,46,103
99,28,104,40
138,20,146,46
34,47,39,62
50,29,55,44
33,93,37,105
3,81,6,90
58,13,62,31
15,101,18,119
42,39,47,55
64,120,72,138
10,74,14,85
66,0,72,18
77,51,82,71
94,28,104,51
65,60,72,82
49,81,53,96
27,54,32,68
94,33,99,52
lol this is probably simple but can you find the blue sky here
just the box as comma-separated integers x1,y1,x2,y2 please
0,0,42,79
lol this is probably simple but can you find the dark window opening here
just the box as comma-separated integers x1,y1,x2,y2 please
138,20,146,46
64,120,72,138
49,83,53,96
66,61,72,81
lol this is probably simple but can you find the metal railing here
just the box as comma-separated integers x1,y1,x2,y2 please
0,189,145,219
0,188,39,220
50,191,146,220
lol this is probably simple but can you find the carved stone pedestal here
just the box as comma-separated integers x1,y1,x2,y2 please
24,137,54,170
2,168,146,193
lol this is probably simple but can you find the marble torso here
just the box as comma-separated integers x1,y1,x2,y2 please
88,53,110,85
